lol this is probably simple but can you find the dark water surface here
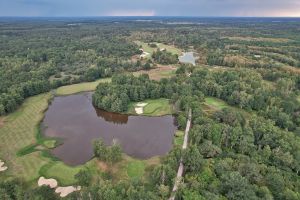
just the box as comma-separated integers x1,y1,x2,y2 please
42,92,177,166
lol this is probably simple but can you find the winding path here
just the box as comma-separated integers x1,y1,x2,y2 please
169,109,192,200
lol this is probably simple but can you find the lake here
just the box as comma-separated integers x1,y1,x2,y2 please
42,92,177,166
179,52,197,65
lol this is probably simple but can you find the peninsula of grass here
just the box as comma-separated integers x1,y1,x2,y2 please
56,77,111,96
128,98,173,116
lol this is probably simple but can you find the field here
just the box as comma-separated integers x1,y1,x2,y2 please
128,98,173,116
133,64,177,80
56,78,111,96
135,41,182,56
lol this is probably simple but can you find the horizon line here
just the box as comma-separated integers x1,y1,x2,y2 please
1,16,300,18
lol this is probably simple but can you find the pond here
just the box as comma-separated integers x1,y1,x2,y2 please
42,92,177,166
179,52,197,66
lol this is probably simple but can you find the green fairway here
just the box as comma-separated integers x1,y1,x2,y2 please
128,98,173,116
40,162,82,185
56,78,111,96
135,41,182,56
126,160,145,180
0,93,52,182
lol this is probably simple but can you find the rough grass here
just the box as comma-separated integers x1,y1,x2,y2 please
204,97,229,110
135,41,182,56
126,160,145,180
224,36,292,43
133,65,177,81
56,78,111,96
174,130,184,146
0,93,52,182
128,98,173,116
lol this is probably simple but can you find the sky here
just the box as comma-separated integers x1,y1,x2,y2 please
0,0,299,17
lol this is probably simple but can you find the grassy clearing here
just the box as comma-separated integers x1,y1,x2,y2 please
204,97,229,110
224,36,292,43
133,65,177,80
128,98,173,116
0,93,52,182
56,78,111,96
174,130,184,146
126,160,146,180
135,41,182,56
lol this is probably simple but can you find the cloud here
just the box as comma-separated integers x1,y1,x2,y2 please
108,10,155,16
0,0,299,17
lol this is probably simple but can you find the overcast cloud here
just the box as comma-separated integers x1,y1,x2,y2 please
0,0,299,17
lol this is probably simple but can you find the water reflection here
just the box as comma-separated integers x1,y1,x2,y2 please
42,92,177,166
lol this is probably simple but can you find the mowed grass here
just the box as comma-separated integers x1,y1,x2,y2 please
135,41,182,56
40,162,81,185
0,93,52,182
128,98,173,116
56,78,111,96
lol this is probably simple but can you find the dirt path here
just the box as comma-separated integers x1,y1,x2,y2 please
169,109,192,200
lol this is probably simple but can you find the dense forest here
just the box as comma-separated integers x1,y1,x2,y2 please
1,17,300,199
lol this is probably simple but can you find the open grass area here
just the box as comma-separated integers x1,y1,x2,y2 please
135,41,182,56
128,98,173,116
174,130,184,146
133,65,177,80
126,160,146,180
0,93,52,182
204,97,229,110
56,78,111,96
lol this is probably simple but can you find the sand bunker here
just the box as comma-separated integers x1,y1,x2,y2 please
0,160,8,172
135,103,148,114
55,186,81,197
38,177,58,188
37,176,80,197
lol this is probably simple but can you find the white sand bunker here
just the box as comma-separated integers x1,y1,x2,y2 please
38,177,58,188
37,176,80,197
55,186,81,197
0,160,8,172
135,103,148,114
